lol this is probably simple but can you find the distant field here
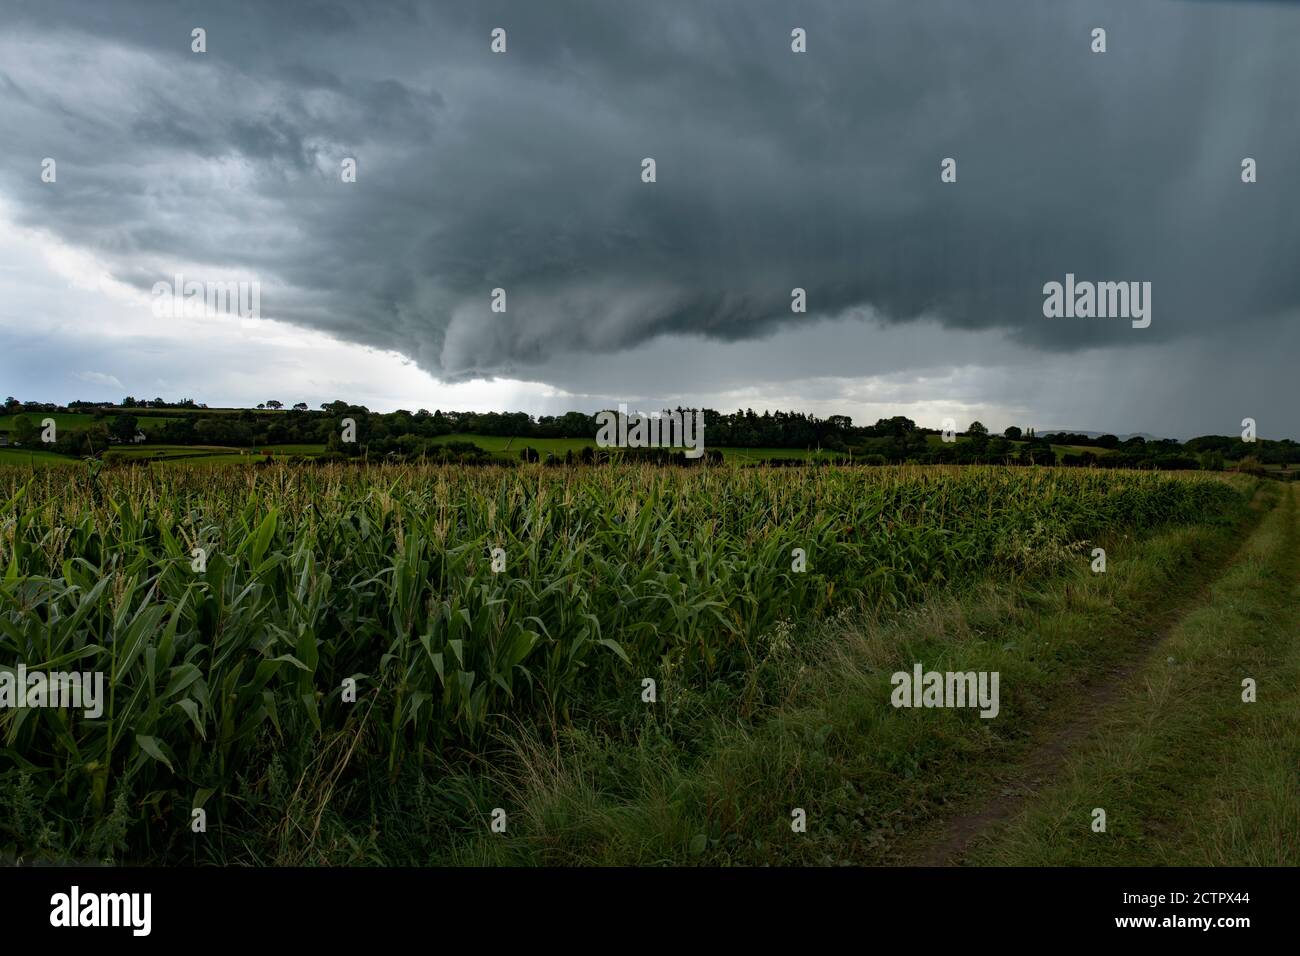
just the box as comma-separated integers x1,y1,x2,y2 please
428,434,592,456
260,444,327,455
107,443,322,461
921,433,1115,460
426,433,841,462
0,437,1116,468
104,444,242,460
171,453,269,465
452,435,1109,463
0,412,182,434
1050,443,1114,456
0,447,76,465
128,406,284,417
715,446,845,462
0,428,1130,468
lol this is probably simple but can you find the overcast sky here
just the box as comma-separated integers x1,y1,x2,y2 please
2,0,1297,438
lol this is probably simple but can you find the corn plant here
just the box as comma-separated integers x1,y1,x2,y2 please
0,463,1247,857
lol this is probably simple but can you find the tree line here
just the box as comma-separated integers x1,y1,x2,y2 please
3,396,1297,470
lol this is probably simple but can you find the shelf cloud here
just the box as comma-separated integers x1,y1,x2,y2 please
2,0,1298,434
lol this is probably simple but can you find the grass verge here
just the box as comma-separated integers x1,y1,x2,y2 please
962,483,1299,866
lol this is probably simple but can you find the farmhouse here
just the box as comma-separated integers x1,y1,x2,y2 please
0,430,8,447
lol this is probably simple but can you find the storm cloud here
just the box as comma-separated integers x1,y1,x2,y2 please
1,0,1298,433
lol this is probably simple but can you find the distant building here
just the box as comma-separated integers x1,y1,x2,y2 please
0,431,9,447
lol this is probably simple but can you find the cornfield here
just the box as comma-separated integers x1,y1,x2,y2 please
0,463,1243,857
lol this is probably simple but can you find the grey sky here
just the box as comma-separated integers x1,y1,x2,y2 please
1,0,1297,437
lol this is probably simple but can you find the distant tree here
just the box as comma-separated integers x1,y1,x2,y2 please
161,416,197,444
873,416,917,438
257,404,266,410
4,397,20,411
1003,425,1022,440
152,396,165,407
122,396,137,408
109,413,139,444
967,421,988,436
12,415,37,445
292,402,309,411
986,436,1013,459
54,425,107,457
265,400,283,410
1018,444,1054,466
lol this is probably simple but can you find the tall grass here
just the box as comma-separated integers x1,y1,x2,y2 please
0,463,1244,859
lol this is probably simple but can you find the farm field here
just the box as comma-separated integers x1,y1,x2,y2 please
429,434,592,455
104,445,248,461
0,421,1130,470
2,461,1285,866
0,412,183,434
5,436,848,466
922,433,1114,458
170,453,271,466
258,444,329,455
0,448,77,466
7,448,270,467
425,433,843,462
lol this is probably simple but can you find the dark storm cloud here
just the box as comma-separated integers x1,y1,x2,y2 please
2,0,1299,381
